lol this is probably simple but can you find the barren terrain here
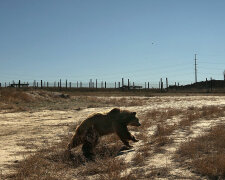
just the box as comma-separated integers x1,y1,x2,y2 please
0,90,225,179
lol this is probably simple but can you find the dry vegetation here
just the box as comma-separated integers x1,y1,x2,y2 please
174,105,225,179
0,88,33,111
1,89,225,179
176,125,225,179
179,105,225,128
3,131,139,180
0,88,148,113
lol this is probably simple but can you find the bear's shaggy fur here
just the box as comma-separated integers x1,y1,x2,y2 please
67,108,141,160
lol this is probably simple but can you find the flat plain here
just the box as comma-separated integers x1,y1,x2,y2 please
0,89,225,179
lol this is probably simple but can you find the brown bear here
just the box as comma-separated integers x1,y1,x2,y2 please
67,108,141,160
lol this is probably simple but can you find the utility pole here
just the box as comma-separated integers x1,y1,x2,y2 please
194,54,197,83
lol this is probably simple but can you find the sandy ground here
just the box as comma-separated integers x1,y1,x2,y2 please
0,95,225,178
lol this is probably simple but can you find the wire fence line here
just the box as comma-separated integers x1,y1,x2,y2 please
0,78,172,90
1,78,224,93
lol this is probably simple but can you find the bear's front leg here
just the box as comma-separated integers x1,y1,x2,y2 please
120,138,133,148
115,124,136,148
131,135,139,142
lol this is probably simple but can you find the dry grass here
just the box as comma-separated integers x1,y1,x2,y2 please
139,108,182,148
0,88,33,103
152,124,175,147
0,88,149,112
176,125,225,179
179,106,225,128
0,89,34,112
79,96,146,107
131,152,146,166
141,108,183,125
3,130,133,180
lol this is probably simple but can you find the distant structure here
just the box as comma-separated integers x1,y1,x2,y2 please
10,83,29,88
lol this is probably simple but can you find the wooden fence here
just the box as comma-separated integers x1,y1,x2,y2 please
1,78,224,92
0,78,169,92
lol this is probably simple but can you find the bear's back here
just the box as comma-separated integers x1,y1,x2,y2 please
89,113,114,136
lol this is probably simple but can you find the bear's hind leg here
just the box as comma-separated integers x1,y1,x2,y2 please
82,126,99,161
82,141,95,161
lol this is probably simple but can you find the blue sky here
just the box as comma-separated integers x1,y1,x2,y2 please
0,0,225,86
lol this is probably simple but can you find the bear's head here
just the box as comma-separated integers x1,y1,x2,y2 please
127,112,141,127
109,108,141,127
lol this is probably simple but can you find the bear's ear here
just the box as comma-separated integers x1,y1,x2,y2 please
109,108,120,114
132,112,136,116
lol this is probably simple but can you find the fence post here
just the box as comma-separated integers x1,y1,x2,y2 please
148,82,149,89
60,79,62,90
77,81,78,88
105,81,106,88
115,82,116,89
41,80,43,89
18,80,21,88
0,83,1,87
118,82,120,88
66,80,68,89
160,78,163,92
166,78,168,92
145,82,146,89
69,82,71,89
210,77,213,92
96,79,97,89
122,78,124,87
37,82,38,87
128,79,130,90
47,82,49,88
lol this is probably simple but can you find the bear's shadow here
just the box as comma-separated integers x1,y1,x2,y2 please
116,146,135,156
